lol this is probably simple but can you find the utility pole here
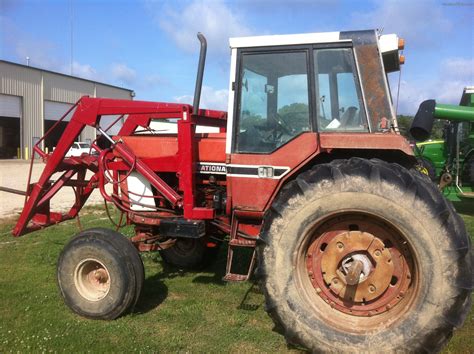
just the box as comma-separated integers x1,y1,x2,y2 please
70,0,74,76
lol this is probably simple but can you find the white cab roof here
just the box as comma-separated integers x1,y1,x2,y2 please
229,30,399,55
378,34,399,54
229,32,345,48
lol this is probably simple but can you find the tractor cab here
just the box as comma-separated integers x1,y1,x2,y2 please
225,30,408,211
227,30,404,153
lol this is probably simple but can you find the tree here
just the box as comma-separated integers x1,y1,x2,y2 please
278,103,309,132
396,115,444,141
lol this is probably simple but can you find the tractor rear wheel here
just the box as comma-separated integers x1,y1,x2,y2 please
159,238,219,269
258,158,471,352
57,228,144,320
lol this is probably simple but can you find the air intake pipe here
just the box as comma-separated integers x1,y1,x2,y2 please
193,33,207,116
410,100,436,142
410,100,474,141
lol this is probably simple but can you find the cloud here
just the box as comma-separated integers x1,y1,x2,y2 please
109,63,164,90
66,61,97,80
175,85,228,111
392,57,473,114
156,0,252,53
142,74,163,89
1,14,100,82
110,63,137,86
351,0,452,46
443,57,474,80
14,37,99,81
4,16,61,70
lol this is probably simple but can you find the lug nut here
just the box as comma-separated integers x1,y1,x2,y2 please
369,284,376,293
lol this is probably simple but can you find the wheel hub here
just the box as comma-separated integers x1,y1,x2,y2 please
307,223,413,317
74,258,111,301
320,231,393,302
340,253,372,285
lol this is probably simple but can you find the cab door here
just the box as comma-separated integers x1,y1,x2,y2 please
227,44,370,212
228,47,319,211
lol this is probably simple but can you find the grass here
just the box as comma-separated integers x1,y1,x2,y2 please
0,204,472,353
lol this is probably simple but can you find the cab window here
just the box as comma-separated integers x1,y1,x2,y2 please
235,51,311,153
314,48,368,132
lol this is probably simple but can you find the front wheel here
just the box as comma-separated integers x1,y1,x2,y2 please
258,158,471,352
57,228,144,320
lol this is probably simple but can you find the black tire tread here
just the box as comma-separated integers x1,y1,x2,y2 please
84,228,144,308
57,228,144,319
258,157,472,352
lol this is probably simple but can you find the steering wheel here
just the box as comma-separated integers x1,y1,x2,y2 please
251,113,296,147
273,113,294,136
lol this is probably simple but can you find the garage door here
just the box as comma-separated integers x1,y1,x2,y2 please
0,94,21,118
44,101,75,121
0,94,21,159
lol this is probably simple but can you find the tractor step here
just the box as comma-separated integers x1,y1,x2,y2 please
223,240,257,282
223,273,249,282
223,212,258,282
229,238,256,247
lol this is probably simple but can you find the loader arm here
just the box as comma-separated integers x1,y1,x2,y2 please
12,96,225,236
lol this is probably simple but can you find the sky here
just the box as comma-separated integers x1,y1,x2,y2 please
0,0,473,115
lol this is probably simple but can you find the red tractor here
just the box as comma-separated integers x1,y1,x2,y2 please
8,30,471,352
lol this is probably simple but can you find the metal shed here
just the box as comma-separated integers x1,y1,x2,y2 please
0,60,134,159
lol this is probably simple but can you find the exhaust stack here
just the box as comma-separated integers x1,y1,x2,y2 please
193,33,207,116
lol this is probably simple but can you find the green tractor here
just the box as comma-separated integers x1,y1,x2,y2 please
412,86,474,201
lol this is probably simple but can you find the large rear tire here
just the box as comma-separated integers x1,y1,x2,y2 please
258,158,471,352
57,228,144,320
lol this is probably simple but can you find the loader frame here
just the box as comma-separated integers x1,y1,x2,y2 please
13,96,227,237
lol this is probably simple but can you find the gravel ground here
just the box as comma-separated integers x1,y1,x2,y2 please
0,160,105,220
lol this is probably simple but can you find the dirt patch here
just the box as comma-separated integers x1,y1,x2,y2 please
0,160,106,220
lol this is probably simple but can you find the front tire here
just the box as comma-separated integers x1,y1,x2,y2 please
258,158,471,352
57,228,144,320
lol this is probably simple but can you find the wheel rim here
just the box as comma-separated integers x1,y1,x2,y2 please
74,258,111,301
297,212,418,332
